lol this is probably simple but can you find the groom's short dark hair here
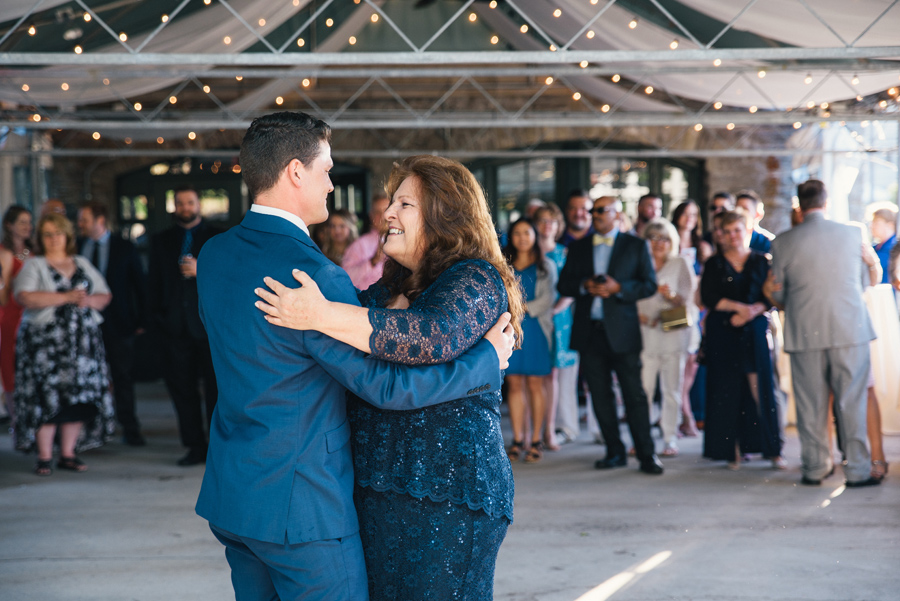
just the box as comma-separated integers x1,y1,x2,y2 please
240,111,331,199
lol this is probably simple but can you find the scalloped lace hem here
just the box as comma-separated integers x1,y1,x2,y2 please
357,479,514,522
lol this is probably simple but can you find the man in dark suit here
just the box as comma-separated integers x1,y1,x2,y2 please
78,201,148,446
558,195,663,474
196,111,512,600
147,186,221,466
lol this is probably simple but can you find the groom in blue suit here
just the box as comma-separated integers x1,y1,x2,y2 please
195,112,512,601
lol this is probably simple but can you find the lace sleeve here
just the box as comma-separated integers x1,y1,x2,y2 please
367,259,507,366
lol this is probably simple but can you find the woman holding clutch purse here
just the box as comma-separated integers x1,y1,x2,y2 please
636,219,697,456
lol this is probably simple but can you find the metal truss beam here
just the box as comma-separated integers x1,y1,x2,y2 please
7,110,898,132
1,147,895,160
3,47,900,67
4,62,899,80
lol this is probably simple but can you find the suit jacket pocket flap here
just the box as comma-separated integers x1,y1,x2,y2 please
325,420,352,453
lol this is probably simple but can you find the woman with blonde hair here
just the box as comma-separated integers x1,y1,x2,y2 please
14,213,114,475
320,208,358,266
256,155,523,600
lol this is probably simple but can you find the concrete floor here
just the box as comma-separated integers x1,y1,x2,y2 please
1,382,897,601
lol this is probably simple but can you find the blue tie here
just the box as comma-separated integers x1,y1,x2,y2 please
180,228,194,257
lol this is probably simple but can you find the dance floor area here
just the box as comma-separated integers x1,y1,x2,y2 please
1,381,896,601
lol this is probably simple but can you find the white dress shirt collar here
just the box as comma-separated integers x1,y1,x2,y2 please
250,204,310,236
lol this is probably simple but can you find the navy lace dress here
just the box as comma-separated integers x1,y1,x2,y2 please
350,258,515,601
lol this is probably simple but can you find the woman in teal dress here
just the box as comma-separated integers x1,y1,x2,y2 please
256,155,524,600
503,218,556,463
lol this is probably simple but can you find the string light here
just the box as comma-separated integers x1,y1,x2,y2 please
490,0,497,7
125,137,132,144
27,24,36,36
74,45,82,54
32,114,41,122
103,78,110,85
83,13,91,22
232,165,242,174
553,9,562,17
21,84,29,92
203,0,211,5
189,132,196,140
586,30,595,39
490,35,499,45
726,123,735,130
223,36,232,45
856,95,863,101
579,60,589,68
545,76,554,85
757,69,766,78
169,96,177,104
92,132,101,140
235,75,243,81
119,32,128,42
611,74,620,82
628,18,638,29
162,14,168,23
889,87,898,96
61,82,69,91
644,86,653,94
325,18,333,27
670,39,679,50
713,101,723,110
134,102,142,111
880,100,888,108
713,58,722,67
601,104,610,112
258,18,266,27
157,137,164,144
468,13,477,22
349,36,357,45
276,96,284,105
851,74,860,85
203,85,211,93
804,73,812,84
572,92,582,100
806,101,815,108
820,102,828,109
520,24,529,33
693,124,703,131
297,38,305,47
790,122,801,129
749,105,757,113
302,78,311,87
549,44,557,51
371,14,379,23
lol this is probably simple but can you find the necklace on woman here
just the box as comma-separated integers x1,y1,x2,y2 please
14,247,29,262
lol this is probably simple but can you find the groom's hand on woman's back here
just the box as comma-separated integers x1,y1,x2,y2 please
484,312,514,370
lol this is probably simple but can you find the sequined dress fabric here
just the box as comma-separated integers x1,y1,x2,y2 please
350,258,514,600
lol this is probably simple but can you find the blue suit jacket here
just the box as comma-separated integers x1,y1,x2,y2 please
194,210,501,545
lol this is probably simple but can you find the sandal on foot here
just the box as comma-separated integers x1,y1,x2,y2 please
525,441,544,464
506,440,524,462
34,459,53,476
543,438,561,452
57,456,87,472
871,460,889,482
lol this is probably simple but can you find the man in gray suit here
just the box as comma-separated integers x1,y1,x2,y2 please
766,179,880,487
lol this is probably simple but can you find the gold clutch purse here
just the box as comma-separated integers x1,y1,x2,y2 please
660,305,691,332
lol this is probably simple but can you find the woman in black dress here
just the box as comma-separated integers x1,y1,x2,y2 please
700,209,784,470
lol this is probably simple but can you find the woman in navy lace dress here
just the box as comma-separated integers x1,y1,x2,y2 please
256,155,525,600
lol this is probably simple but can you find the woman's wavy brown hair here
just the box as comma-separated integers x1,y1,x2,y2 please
381,155,524,346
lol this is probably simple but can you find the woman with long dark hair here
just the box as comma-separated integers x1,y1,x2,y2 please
0,206,33,421
502,218,556,464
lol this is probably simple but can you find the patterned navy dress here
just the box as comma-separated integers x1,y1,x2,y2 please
350,258,515,601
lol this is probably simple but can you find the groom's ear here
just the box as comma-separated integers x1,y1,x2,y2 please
284,158,305,189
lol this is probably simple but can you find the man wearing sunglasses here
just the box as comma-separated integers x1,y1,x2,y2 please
559,196,662,475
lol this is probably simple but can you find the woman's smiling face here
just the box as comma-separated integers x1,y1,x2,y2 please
382,176,425,272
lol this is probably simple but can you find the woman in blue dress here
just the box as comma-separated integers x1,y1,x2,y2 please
256,155,524,600
503,218,556,463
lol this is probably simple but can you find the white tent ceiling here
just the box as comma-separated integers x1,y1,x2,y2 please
0,0,898,155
